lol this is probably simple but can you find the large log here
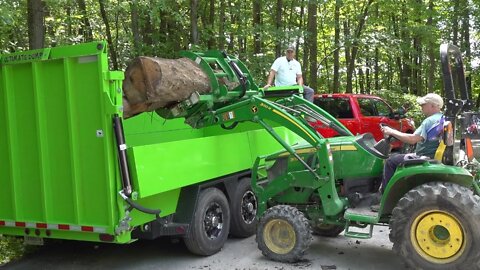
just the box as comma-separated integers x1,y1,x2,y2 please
122,56,212,118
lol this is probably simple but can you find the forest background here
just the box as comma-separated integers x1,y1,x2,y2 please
2,0,480,101
1,0,480,263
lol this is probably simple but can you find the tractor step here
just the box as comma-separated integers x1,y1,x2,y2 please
344,205,379,223
342,193,380,239
344,192,380,224
344,223,374,239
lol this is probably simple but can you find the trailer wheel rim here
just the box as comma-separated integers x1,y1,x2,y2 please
263,218,296,254
204,202,223,239
410,210,466,263
241,191,257,224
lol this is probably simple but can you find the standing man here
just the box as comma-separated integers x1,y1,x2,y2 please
263,46,315,102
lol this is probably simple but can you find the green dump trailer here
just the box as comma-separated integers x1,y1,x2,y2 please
0,41,302,255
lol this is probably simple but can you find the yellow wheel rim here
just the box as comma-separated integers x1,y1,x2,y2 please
263,218,296,254
410,210,466,264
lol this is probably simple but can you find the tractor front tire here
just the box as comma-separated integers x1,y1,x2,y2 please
312,223,344,237
184,188,230,256
229,177,257,238
256,205,312,263
389,182,480,270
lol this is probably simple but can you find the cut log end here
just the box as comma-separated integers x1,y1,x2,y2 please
122,56,212,118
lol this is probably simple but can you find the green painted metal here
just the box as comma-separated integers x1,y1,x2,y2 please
344,224,374,239
0,41,124,240
0,42,304,244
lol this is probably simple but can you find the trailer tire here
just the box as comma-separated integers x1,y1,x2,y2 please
312,223,344,237
184,187,230,256
229,177,257,238
256,205,312,262
389,182,480,270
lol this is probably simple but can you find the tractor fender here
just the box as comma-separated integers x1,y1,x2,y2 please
381,163,473,215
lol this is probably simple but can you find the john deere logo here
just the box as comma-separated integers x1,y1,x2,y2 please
251,106,258,113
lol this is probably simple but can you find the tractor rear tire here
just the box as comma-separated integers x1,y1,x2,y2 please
312,223,344,237
389,182,480,270
229,177,257,238
256,205,312,263
183,188,230,256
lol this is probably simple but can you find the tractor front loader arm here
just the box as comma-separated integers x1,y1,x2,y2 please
188,95,348,217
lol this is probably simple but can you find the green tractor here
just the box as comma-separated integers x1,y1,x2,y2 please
251,44,480,270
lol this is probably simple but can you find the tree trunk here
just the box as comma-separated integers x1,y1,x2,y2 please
253,0,261,54
427,0,435,93
122,57,212,118
307,0,317,90
130,0,141,55
295,0,305,54
99,0,118,70
375,47,380,91
366,58,371,93
275,0,283,58
358,67,365,94
142,6,153,48
228,0,235,51
218,0,226,50
190,0,199,45
66,5,72,36
207,0,215,49
27,0,45,49
452,0,459,45
461,0,472,98
345,0,373,94
76,0,93,42
343,20,350,92
374,3,379,92
333,0,341,93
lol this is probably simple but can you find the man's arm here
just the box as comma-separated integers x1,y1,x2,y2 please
296,74,304,86
382,126,423,145
264,69,276,89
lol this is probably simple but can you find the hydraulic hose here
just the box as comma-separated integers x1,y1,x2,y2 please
114,115,162,219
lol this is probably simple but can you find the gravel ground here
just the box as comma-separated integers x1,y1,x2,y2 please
4,226,406,270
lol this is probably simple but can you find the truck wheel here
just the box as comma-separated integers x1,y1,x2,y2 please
312,223,344,237
229,177,257,238
256,205,312,262
183,188,230,256
389,182,480,269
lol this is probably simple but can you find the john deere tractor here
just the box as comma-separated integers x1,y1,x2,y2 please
126,45,479,269
248,44,480,270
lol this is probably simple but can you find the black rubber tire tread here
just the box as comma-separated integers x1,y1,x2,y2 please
256,205,312,263
312,223,345,237
183,188,230,256
389,182,480,270
229,177,257,238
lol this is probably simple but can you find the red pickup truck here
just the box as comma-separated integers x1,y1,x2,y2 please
311,93,416,150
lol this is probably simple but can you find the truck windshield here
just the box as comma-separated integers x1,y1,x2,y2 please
314,97,353,119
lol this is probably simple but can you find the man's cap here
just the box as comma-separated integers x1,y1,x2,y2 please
417,93,444,108
286,46,295,52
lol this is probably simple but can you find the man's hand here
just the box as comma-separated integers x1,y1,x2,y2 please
263,84,272,89
381,125,396,136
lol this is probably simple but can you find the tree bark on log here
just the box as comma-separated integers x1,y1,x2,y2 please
122,56,211,118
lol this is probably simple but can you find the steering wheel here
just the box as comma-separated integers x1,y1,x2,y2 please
372,123,395,158
379,123,395,142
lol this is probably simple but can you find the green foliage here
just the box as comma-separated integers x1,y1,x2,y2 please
2,0,478,100
372,89,424,125
0,236,30,265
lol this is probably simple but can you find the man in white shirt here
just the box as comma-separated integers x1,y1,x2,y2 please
263,46,315,102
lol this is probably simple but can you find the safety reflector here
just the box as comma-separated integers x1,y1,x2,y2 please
0,220,106,234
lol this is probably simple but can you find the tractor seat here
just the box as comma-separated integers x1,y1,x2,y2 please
399,158,440,168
